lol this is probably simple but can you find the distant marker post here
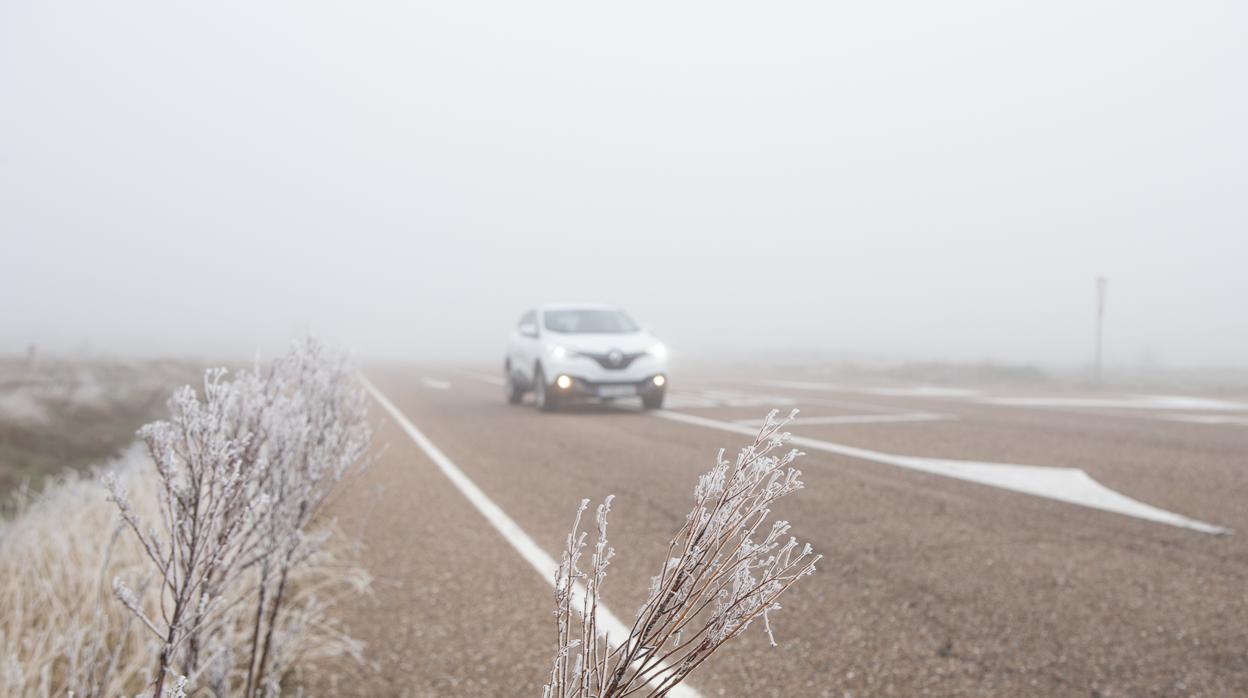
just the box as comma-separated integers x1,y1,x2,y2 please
1095,276,1107,385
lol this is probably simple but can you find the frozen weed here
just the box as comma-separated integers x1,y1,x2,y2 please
545,409,819,697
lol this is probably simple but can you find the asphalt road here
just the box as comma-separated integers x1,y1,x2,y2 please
329,365,1248,697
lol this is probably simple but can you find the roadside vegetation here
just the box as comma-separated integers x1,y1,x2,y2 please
0,339,371,697
545,409,819,698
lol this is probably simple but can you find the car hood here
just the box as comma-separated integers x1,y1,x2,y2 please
544,331,658,354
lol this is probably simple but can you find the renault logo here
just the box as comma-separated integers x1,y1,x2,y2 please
607,349,624,366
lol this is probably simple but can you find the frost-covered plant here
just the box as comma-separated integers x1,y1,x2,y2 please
106,338,371,697
0,447,367,698
544,409,820,697
241,339,371,698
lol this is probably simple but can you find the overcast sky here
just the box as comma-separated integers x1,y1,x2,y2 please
2,1,1245,367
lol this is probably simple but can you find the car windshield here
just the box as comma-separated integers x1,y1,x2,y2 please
543,309,639,334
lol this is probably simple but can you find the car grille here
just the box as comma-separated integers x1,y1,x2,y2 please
577,350,645,370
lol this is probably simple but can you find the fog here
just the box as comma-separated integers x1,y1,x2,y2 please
2,1,1245,368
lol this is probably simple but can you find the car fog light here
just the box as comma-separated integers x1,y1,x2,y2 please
556,375,572,389
653,375,666,387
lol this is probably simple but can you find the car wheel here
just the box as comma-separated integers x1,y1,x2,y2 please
503,363,524,404
641,390,665,410
534,366,559,412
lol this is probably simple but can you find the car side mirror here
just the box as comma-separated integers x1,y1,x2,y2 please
519,322,538,338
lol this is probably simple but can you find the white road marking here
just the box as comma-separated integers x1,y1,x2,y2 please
664,389,796,410
452,370,1229,534
755,380,980,398
1162,413,1248,426
457,372,924,415
661,394,721,409
361,377,702,698
865,387,981,398
754,380,1248,415
982,395,1248,411
655,410,1230,535
801,396,919,414
421,377,451,390
455,369,505,386
697,389,797,406
733,412,950,427
754,379,844,391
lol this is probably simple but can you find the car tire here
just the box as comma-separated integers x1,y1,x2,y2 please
504,363,524,404
641,390,665,410
534,366,559,412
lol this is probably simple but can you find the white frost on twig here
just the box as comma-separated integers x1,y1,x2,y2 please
545,408,820,698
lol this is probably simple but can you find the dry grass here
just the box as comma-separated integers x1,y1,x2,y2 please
1,422,370,697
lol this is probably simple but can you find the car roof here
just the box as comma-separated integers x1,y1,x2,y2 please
538,303,622,313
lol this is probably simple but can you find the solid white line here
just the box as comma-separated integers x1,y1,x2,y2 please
733,412,950,427
655,410,1229,536
360,376,702,698
421,377,451,390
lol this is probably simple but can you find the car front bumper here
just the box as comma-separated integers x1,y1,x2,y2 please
549,374,667,400
543,352,666,383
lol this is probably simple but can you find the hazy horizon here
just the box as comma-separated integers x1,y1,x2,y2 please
3,2,1245,369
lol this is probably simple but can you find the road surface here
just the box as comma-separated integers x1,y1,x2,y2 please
329,365,1248,697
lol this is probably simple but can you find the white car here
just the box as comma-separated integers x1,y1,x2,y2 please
504,304,668,411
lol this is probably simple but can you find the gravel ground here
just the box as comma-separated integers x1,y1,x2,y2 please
331,364,1248,697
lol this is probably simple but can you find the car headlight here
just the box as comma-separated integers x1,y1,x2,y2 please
647,343,668,359
546,344,567,358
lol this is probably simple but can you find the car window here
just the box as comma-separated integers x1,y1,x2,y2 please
543,309,639,334
519,310,535,328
